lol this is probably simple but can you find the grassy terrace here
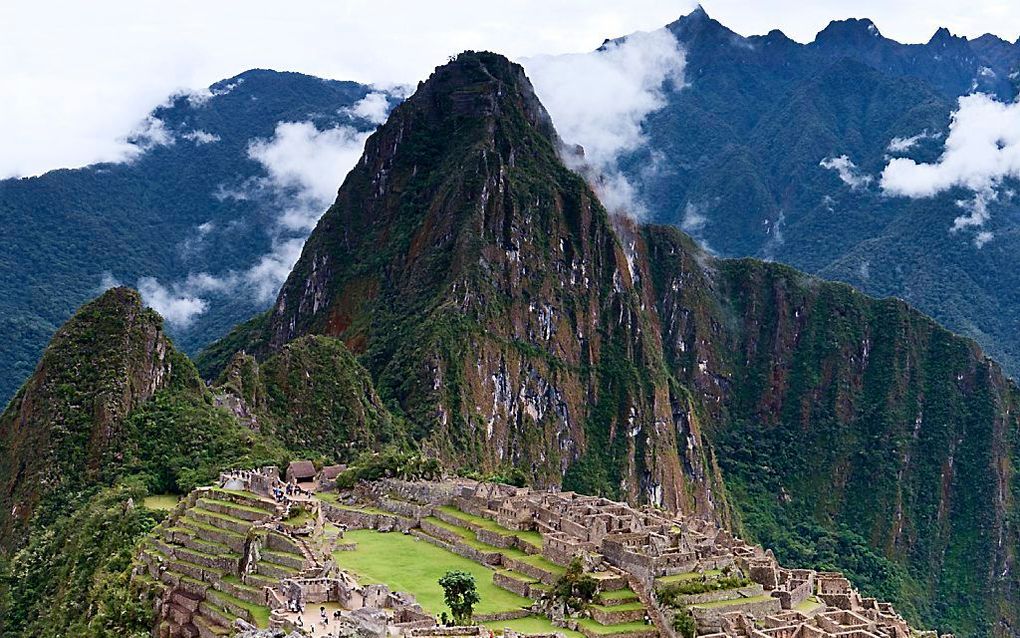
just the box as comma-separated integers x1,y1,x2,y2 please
599,589,638,601
317,493,390,515
794,596,824,613
426,513,564,577
655,570,721,585
143,494,181,510
690,594,774,609
285,509,313,526
576,618,653,635
590,601,645,613
212,587,271,627
333,529,531,616
436,506,544,549
199,497,272,516
483,615,584,638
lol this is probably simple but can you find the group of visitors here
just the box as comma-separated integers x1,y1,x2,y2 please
272,481,311,503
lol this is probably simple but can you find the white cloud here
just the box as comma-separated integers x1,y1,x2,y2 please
182,129,221,144
820,155,873,190
887,130,937,153
136,119,373,316
343,92,392,125
680,201,708,233
974,230,994,248
0,0,694,179
880,93,1020,236
523,27,686,217
881,94,1020,199
248,121,368,207
136,276,208,327
98,271,122,293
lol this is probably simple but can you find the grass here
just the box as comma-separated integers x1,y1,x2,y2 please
590,601,645,612
143,494,180,510
655,570,721,585
199,497,272,515
483,615,584,638
599,589,638,601
212,588,271,627
576,618,654,635
333,529,531,616
285,509,313,526
690,594,775,609
437,506,544,548
317,494,390,515
794,596,824,613
513,552,566,576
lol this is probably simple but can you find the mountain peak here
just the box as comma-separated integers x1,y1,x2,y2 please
927,26,968,47
668,5,740,44
412,51,557,143
812,17,883,47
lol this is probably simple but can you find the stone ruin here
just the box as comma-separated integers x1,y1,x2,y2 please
133,471,949,638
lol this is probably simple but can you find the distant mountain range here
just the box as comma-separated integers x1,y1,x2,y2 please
2,8,1018,410
621,7,1020,378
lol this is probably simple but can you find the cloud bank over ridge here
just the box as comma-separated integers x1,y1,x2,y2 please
523,28,686,217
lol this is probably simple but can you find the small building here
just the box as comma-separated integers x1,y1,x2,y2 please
286,460,317,485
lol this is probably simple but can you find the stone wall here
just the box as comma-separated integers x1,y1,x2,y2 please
472,608,534,623
409,626,485,637
493,570,535,598
410,529,502,566
380,479,465,506
679,585,764,606
690,597,783,623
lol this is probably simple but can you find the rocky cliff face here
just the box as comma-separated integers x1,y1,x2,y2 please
0,287,177,545
199,53,1018,635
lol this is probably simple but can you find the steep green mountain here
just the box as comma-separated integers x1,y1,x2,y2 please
622,8,1020,379
0,70,383,406
215,335,404,459
0,288,400,637
198,52,1018,637
0,287,280,547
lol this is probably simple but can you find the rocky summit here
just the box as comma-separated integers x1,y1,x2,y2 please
0,50,1017,638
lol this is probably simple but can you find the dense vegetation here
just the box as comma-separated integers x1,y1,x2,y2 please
0,289,290,634
0,485,160,638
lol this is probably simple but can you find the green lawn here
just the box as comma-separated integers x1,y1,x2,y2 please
333,530,531,616
142,494,180,510
590,601,645,613
483,615,584,638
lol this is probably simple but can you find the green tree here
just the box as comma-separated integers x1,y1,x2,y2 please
438,570,479,625
552,557,599,615
672,607,697,638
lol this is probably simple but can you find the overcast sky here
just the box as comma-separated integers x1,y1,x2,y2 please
2,0,1019,178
